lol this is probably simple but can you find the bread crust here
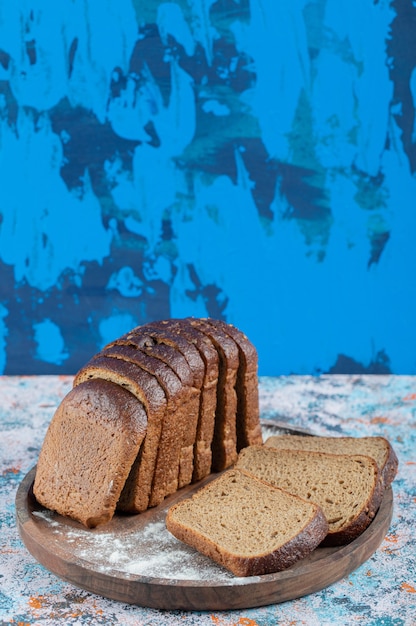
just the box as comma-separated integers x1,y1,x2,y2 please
381,441,399,487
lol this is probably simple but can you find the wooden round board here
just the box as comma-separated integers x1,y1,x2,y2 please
15,421,394,611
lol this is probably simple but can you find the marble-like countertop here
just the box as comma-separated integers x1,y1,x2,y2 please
1,375,415,625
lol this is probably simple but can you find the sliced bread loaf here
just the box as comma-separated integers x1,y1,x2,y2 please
166,469,328,577
235,446,384,545
35,317,262,524
33,379,147,528
264,434,398,488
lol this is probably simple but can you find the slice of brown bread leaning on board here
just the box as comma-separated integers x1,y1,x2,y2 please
33,317,262,527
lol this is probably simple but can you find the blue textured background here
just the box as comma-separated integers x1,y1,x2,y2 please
0,0,415,376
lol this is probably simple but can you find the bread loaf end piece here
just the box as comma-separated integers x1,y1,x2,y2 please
33,379,147,528
166,469,328,577
236,446,384,545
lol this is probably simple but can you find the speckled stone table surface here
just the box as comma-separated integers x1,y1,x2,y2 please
1,375,415,625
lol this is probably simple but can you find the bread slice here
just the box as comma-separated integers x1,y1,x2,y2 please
73,356,167,513
187,317,239,471
235,446,384,545
119,324,204,488
264,434,398,488
203,318,262,450
96,346,195,506
166,469,328,577
33,379,147,528
147,318,219,481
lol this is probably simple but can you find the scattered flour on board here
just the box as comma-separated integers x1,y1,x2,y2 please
32,509,235,581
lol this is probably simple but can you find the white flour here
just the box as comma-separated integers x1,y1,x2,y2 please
32,509,236,582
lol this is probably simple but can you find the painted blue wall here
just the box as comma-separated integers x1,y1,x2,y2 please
0,0,415,375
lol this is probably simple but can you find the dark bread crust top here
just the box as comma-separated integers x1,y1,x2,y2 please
74,355,167,413
187,318,239,368
98,345,184,402
205,319,258,371
146,319,219,381
63,378,148,432
125,324,205,388
122,339,195,386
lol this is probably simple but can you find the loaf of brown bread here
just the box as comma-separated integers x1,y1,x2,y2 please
166,469,329,577
235,446,385,545
34,317,262,525
33,379,147,527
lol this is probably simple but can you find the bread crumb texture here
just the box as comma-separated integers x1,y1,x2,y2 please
235,446,385,545
166,469,328,576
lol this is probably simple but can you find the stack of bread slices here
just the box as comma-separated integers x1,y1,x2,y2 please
166,433,398,576
33,317,262,528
